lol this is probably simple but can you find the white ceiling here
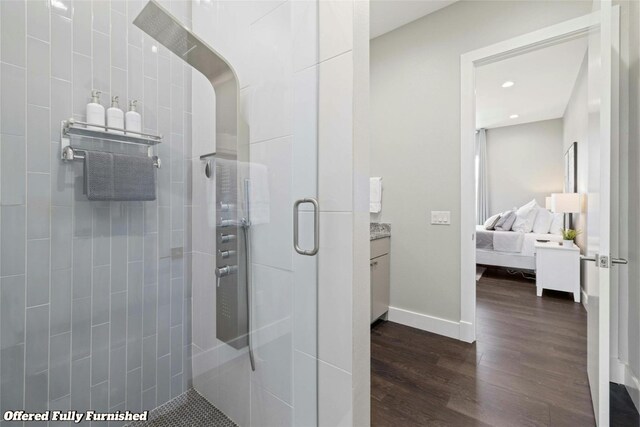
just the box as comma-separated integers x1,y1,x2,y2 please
370,0,457,39
476,37,588,129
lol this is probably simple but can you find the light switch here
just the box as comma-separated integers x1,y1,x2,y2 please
431,211,451,225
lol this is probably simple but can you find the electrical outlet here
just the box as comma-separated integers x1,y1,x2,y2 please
431,211,451,225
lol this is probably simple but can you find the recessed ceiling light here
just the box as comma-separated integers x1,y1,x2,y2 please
510,114,519,119
502,81,515,88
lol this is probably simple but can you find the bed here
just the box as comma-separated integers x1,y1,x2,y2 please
475,225,564,270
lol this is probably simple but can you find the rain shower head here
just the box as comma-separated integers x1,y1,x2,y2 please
133,0,246,154
133,0,235,86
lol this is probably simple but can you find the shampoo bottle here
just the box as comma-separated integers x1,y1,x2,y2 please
125,100,142,134
86,90,105,131
106,96,124,134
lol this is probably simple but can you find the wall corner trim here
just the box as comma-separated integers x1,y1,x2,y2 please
612,358,640,413
624,363,640,413
458,321,475,343
581,288,589,311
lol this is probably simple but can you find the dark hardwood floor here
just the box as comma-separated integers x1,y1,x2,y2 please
611,383,640,427
371,268,597,426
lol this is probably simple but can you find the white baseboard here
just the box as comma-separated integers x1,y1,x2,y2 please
459,321,475,343
624,363,640,413
387,306,460,340
611,358,640,413
581,288,588,311
611,357,627,384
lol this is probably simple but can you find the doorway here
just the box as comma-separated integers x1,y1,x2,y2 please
460,7,622,425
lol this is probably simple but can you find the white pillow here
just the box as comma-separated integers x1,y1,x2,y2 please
494,210,517,231
549,213,564,235
512,199,539,233
532,207,553,234
483,213,501,230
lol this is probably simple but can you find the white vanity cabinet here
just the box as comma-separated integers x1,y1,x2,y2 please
371,237,391,323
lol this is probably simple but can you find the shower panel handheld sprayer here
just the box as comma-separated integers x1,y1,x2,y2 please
241,179,256,372
134,0,255,368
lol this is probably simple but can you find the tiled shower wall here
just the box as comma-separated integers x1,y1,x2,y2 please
190,1,369,426
190,1,321,425
0,0,194,424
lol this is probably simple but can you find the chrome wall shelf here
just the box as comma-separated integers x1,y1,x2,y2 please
62,118,162,145
60,118,163,167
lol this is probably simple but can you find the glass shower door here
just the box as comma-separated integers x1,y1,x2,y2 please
184,1,321,426
0,0,319,425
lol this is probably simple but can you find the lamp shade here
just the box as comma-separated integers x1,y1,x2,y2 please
551,193,581,213
545,196,552,210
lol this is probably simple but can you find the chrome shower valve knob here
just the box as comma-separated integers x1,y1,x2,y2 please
219,233,236,243
218,250,236,259
215,265,238,278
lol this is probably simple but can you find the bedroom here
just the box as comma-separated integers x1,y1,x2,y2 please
473,35,588,304
466,36,597,413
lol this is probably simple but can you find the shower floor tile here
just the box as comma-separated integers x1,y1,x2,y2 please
127,388,237,427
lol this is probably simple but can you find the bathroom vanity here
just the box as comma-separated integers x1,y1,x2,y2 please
370,224,391,323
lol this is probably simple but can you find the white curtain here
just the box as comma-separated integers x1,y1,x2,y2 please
475,129,489,225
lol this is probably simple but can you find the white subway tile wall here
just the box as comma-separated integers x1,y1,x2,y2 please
190,0,361,425
0,0,193,424
1,0,365,425
190,1,319,425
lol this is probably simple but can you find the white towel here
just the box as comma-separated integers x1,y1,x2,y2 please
206,158,270,228
246,162,270,225
206,160,218,228
370,177,382,213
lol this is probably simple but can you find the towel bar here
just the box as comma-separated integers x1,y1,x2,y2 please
199,151,217,160
61,146,161,168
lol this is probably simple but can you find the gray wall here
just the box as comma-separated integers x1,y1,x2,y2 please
562,55,588,253
485,119,564,215
370,0,592,322
0,0,193,421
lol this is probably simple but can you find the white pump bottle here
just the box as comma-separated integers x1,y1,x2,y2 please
106,96,125,134
125,100,142,134
86,89,105,131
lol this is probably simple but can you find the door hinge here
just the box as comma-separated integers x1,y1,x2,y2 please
599,255,610,269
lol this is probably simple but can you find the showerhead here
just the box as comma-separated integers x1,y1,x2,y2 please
133,0,235,86
134,0,246,155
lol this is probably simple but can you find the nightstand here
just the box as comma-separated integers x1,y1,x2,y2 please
535,241,581,302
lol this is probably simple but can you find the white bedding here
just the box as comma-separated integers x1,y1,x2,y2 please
493,230,525,253
476,228,495,250
475,225,563,256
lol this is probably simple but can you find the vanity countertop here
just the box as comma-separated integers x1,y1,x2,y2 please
370,223,391,241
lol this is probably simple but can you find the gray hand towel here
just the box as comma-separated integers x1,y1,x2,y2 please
84,151,114,200
113,153,156,201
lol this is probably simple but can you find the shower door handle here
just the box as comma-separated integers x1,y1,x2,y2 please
293,198,319,256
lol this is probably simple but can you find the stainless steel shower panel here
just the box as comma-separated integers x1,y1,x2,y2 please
213,156,248,350
134,0,250,350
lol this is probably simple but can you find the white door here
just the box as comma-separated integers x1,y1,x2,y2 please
585,1,621,425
